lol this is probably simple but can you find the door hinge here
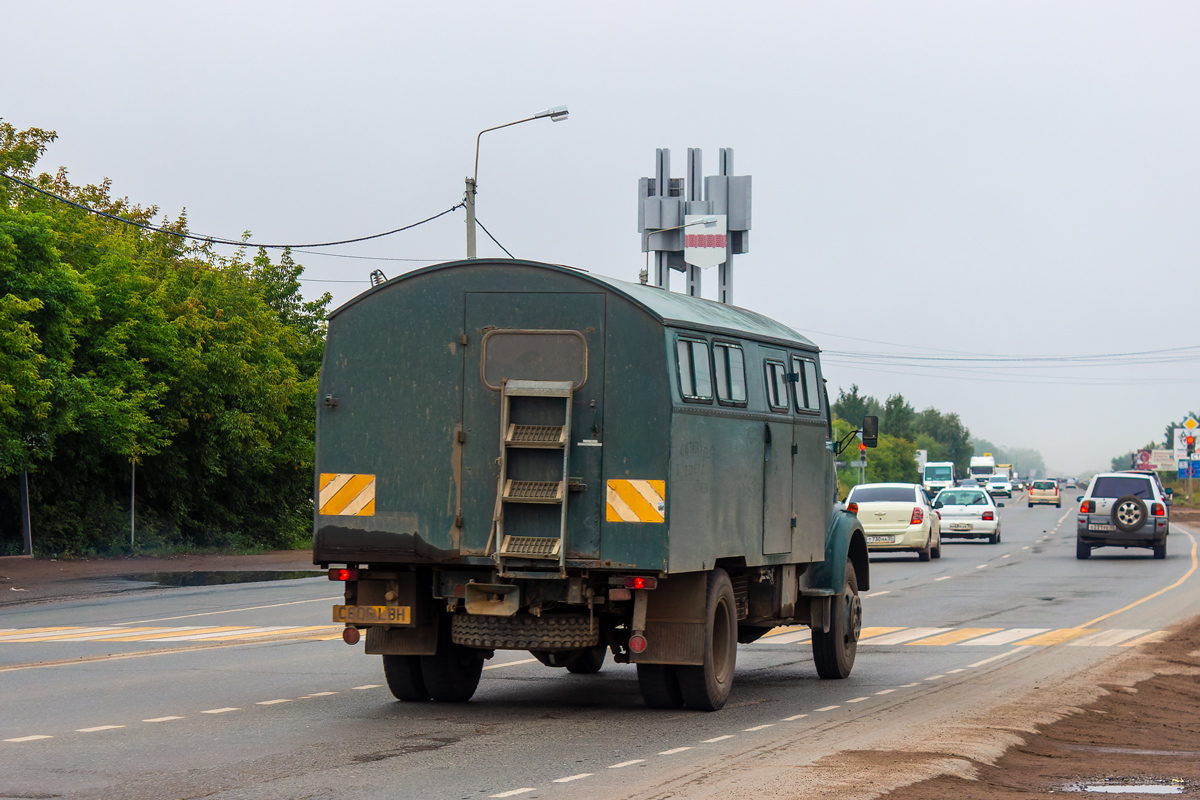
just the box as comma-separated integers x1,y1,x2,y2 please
454,514,463,528
791,516,797,528
791,443,798,455
456,429,466,444
459,333,469,346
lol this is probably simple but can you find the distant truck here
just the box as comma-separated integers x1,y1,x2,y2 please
994,464,1014,481
968,454,997,484
922,462,956,496
314,259,877,711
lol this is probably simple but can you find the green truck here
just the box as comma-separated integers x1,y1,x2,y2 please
315,258,875,710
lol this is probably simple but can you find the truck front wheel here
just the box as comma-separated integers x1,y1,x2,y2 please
812,560,861,679
420,619,484,702
676,568,738,711
382,655,430,702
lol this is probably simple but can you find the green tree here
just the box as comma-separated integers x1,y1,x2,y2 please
833,384,882,429
882,394,916,441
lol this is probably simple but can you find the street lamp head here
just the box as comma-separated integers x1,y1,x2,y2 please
535,105,569,122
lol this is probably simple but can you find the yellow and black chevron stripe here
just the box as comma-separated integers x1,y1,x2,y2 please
319,473,375,516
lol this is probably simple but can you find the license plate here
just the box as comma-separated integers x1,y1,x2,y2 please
949,523,972,531
1087,524,1115,532
866,535,895,544
333,605,412,625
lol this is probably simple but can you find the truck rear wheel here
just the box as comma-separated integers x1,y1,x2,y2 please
676,568,738,711
382,655,430,702
812,560,860,679
566,645,607,674
420,619,484,702
637,664,684,708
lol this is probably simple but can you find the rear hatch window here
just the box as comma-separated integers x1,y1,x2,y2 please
1033,481,1056,490
1091,477,1154,499
849,486,915,503
938,491,988,506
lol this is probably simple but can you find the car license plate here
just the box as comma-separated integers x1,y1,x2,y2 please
866,535,895,544
333,605,412,625
949,523,972,531
1087,524,1115,532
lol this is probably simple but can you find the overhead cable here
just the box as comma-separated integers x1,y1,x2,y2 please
0,172,463,250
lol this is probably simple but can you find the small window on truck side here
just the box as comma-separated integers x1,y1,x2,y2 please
676,337,713,402
764,360,789,412
790,355,821,413
713,342,747,406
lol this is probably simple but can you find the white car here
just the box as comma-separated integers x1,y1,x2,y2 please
847,482,942,561
986,475,1013,498
933,486,1003,544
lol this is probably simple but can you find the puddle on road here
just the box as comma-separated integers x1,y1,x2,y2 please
124,570,325,587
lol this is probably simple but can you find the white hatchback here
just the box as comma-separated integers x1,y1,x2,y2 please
933,487,1003,544
847,483,942,561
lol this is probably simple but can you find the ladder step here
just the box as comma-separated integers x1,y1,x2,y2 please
506,424,566,448
499,535,561,559
503,479,564,503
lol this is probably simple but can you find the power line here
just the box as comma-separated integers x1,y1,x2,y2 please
475,217,514,259
0,172,463,250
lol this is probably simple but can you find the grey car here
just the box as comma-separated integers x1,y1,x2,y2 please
1076,472,1170,559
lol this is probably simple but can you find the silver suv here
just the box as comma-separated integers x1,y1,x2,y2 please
1076,472,1170,559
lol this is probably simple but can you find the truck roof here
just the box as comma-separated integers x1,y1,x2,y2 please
331,259,818,350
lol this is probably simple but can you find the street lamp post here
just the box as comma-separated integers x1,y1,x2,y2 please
641,217,718,288
465,105,568,259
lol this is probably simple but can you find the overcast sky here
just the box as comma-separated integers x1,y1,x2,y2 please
4,1,1198,475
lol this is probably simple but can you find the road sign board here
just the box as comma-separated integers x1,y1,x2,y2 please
848,459,867,467
1174,429,1190,461
1136,449,1177,471
1185,417,1198,431
1179,460,1200,479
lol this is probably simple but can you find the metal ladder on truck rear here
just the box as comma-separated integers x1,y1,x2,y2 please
491,379,574,577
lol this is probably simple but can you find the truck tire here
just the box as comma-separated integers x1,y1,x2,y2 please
676,569,738,711
637,664,684,708
420,621,484,702
451,613,599,651
1076,540,1091,559
812,560,861,680
382,655,430,702
1112,495,1148,533
566,645,607,674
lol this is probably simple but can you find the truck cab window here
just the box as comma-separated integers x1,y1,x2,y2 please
713,343,747,405
791,356,821,412
765,360,789,412
676,338,713,402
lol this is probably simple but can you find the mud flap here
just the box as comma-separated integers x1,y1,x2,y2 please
364,572,439,655
630,571,707,666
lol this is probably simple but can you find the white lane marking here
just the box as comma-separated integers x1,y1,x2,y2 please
847,697,870,703
816,705,840,712
704,735,735,742
143,716,183,722
935,576,953,581
925,675,945,681
1001,554,1012,559
947,668,966,673
743,724,774,731
659,746,692,755
119,596,341,625
256,699,291,705
765,630,812,645
490,790,536,798
300,692,338,698
864,590,891,597
352,684,381,690
900,682,921,687
1021,546,1030,550
975,564,988,569
553,774,593,783
1068,629,1149,647
608,759,645,769
968,646,1031,668
4,735,52,742
874,689,895,695
860,627,950,645
963,628,1049,646
782,713,809,721
201,707,240,714
483,658,538,671
76,725,124,732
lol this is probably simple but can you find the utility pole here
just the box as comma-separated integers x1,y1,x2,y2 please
19,468,32,556
130,458,137,548
464,177,477,259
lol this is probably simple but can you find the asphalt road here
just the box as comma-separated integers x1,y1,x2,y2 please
2,495,1197,800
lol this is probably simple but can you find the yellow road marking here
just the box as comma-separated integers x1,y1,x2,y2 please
907,628,1003,646
761,625,806,638
1081,531,1198,628
857,626,905,640
204,626,335,640
1014,628,1097,646
12,627,167,642
0,627,77,639
102,626,247,642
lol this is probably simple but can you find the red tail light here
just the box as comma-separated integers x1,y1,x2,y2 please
625,576,658,590
1080,501,1094,513
848,502,859,515
982,511,995,521
328,568,359,581
1152,503,1164,517
910,507,924,525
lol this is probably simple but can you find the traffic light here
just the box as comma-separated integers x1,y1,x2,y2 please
1187,434,1196,456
